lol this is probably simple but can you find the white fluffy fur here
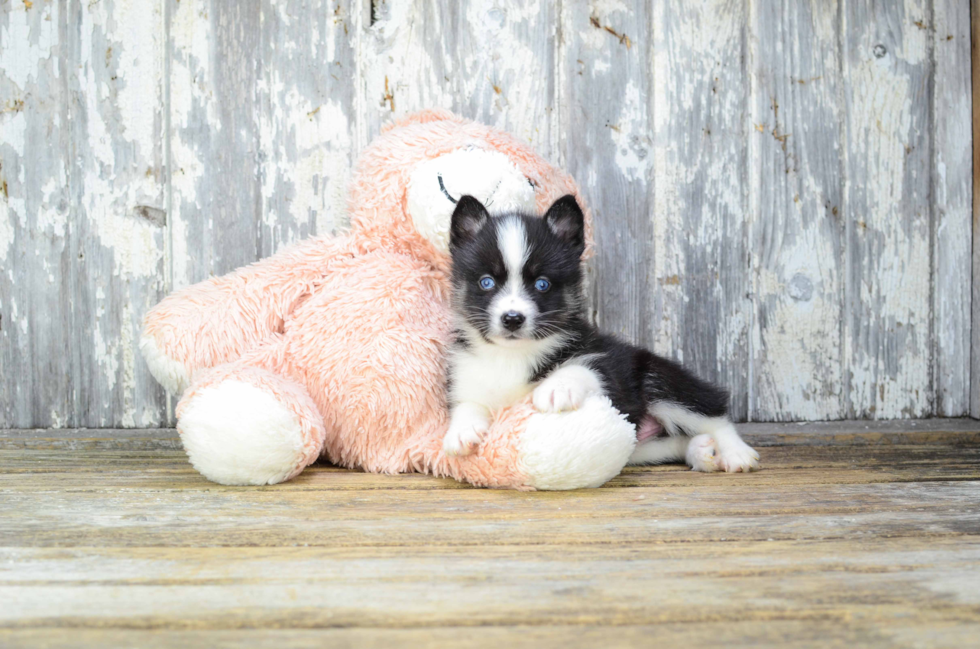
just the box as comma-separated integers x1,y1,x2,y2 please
178,380,308,485
532,364,603,413
448,327,567,412
628,435,690,466
498,217,528,278
443,401,491,457
649,402,759,472
139,334,190,395
685,434,720,472
407,148,536,252
518,395,636,490
446,327,566,457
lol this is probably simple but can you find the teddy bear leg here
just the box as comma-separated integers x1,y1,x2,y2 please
514,395,638,490
176,363,327,486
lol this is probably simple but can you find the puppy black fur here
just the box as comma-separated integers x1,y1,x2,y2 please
448,194,729,433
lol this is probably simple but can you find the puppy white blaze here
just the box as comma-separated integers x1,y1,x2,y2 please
498,216,528,279
489,217,536,337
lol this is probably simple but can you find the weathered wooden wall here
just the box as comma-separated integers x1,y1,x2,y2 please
0,0,973,427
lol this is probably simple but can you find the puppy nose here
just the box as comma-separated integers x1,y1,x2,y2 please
501,311,526,331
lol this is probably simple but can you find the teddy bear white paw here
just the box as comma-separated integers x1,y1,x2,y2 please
532,366,602,414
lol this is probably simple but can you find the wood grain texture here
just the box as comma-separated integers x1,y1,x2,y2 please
748,0,844,421
0,0,975,426
561,0,653,348
972,0,980,419
168,0,263,285
3,539,980,628
0,0,74,428
1,426,979,646
257,0,357,252
652,0,752,420
843,0,935,419
358,1,557,156
933,0,973,416
0,0,169,428
3,623,980,649
68,0,169,428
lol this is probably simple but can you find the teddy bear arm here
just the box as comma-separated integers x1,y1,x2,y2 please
141,234,360,395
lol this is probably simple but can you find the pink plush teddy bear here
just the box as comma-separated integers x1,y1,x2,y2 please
139,110,648,489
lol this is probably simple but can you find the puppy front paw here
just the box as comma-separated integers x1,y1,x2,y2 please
443,418,488,457
533,379,588,413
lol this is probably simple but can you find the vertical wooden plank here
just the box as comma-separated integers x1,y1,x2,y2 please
842,0,933,419
170,0,356,285
257,0,357,252
652,1,751,421
168,0,261,288
748,1,845,421
358,1,557,158
560,1,653,346
454,1,557,159
0,0,75,427
68,0,168,427
932,0,972,417
971,0,980,419
356,1,456,149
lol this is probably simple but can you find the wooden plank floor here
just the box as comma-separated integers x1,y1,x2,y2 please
1,421,979,648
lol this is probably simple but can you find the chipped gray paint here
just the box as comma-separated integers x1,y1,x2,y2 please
0,0,973,427
748,0,845,421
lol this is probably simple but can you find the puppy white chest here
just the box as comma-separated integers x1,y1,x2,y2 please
450,347,535,411
450,340,556,412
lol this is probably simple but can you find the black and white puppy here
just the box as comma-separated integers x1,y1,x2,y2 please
442,194,760,473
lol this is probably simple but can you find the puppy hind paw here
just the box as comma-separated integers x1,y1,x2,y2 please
685,434,720,472
718,443,761,473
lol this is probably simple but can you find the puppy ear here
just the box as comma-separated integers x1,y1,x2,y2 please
450,195,490,248
543,194,585,255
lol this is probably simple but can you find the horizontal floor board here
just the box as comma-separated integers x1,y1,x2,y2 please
4,621,980,649
3,419,979,451
2,538,978,629
2,481,978,547
2,423,978,644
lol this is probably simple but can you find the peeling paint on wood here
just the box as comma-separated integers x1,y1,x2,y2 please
932,0,972,417
748,1,844,421
843,0,934,419
0,0,974,427
359,1,556,157
972,0,980,420
69,0,169,428
651,0,751,421
562,0,653,356
1,0,78,428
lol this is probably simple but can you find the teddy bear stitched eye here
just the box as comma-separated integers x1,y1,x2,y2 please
479,276,496,290
437,173,458,204
534,278,551,292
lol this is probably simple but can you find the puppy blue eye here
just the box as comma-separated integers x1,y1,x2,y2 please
479,276,496,290
534,278,551,292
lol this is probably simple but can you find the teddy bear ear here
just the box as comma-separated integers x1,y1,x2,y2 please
381,108,467,133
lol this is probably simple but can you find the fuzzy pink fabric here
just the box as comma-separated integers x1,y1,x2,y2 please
143,110,606,489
